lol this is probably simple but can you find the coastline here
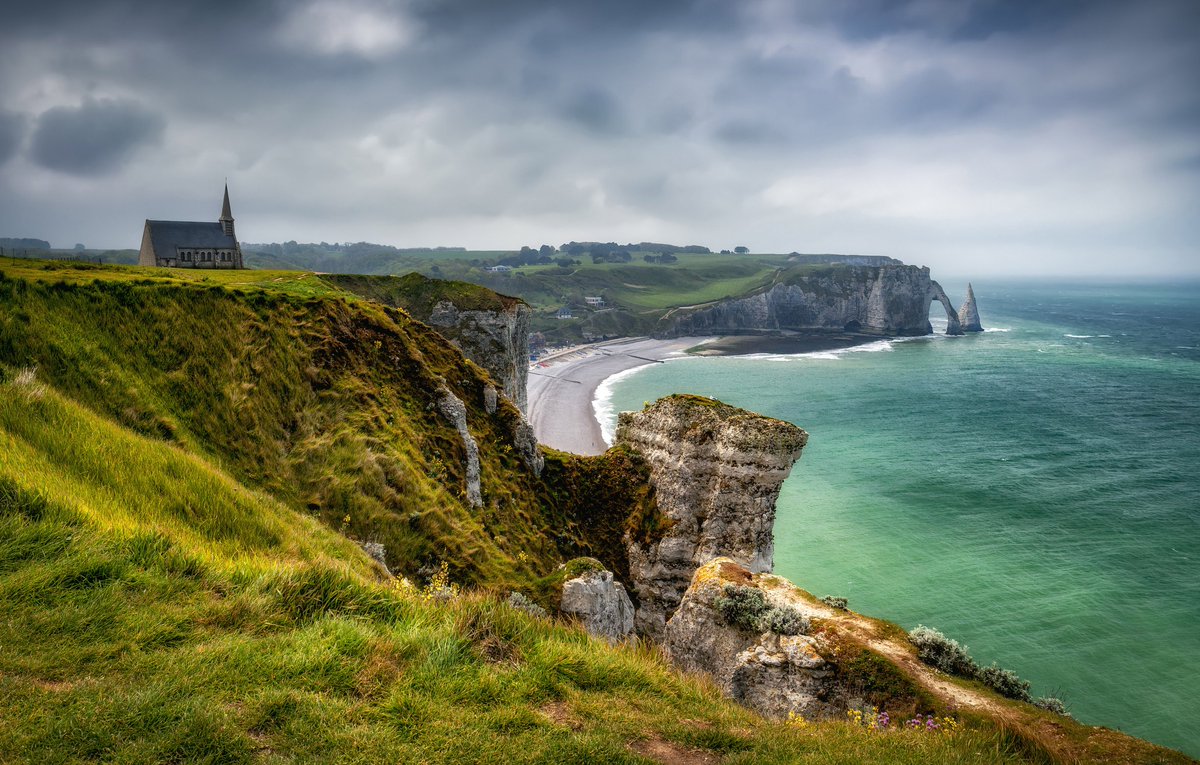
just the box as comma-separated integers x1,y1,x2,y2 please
526,332,889,455
526,337,703,455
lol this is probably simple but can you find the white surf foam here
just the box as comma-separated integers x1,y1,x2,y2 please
593,363,658,445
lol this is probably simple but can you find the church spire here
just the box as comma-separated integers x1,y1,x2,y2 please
219,183,235,238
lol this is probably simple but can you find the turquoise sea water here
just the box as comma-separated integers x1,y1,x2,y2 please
599,282,1200,756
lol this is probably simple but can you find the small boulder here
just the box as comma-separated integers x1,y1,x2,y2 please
560,569,636,642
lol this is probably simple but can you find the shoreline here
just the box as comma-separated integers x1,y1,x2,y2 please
526,332,888,455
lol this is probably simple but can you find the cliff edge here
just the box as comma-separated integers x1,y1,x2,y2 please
658,264,963,338
328,272,532,411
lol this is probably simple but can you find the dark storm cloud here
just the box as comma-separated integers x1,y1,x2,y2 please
0,0,1197,275
30,98,165,175
0,112,25,165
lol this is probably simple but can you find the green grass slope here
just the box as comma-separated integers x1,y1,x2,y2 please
0,374,1044,764
0,258,601,588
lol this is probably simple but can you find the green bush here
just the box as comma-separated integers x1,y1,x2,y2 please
714,585,808,635
713,584,769,633
762,605,809,636
1034,697,1071,717
979,663,1032,702
821,595,849,610
506,591,547,618
908,625,979,678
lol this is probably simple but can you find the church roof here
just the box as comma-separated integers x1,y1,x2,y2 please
144,220,237,254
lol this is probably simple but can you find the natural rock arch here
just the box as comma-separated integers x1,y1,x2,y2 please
929,281,963,335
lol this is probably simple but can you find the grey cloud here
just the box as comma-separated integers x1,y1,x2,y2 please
714,120,786,145
0,111,25,164
560,87,624,134
30,98,165,175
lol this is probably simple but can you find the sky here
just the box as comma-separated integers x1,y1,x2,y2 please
0,0,1197,278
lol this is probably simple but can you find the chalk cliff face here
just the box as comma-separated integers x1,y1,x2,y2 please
659,265,962,338
958,283,983,332
614,395,808,638
425,299,531,412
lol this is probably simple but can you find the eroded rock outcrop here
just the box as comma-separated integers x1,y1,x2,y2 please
560,569,636,642
958,283,983,332
665,559,839,720
615,395,807,638
427,299,532,412
511,415,544,477
435,385,483,508
660,265,963,338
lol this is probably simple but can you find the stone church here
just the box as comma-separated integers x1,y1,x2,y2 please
138,185,244,269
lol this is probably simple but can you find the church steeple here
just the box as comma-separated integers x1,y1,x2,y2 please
219,183,235,238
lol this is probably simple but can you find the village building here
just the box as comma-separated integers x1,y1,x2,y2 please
138,185,244,269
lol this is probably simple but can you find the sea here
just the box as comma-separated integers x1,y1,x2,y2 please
595,281,1200,757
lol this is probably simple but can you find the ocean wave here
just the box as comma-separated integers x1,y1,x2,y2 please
1064,334,1113,339
592,363,658,445
732,338,903,363
983,327,1011,333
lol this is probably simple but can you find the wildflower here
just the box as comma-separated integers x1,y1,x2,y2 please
787,711,809,729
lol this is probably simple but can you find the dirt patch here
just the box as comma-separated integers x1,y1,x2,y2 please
627,734,719,765
538,701,583,731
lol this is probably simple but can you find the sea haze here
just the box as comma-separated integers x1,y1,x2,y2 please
602,281,1200,757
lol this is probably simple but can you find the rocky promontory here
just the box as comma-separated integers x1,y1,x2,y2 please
658,264,963,338
614,394,808,638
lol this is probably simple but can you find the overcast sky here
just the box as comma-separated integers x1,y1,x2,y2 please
1,0,1197,277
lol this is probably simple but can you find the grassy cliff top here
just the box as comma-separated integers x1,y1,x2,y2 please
326,272,524,315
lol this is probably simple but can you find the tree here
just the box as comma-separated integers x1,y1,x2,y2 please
734,246,749,254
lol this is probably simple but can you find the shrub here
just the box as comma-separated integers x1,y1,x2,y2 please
979,663,1032,702
506,591,547,618
713,584,769,633
1034,697,1071,717
762,605,809,636
908,625,979,678
821,595,848,610
714,585,808,635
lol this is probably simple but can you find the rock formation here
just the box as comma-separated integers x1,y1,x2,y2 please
615,395,808,638
510,414,544,477
665,559,839,720
435,385,483,508
958,283,983,332
560,569,636,642
659,265,963,338
426,298,532,411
